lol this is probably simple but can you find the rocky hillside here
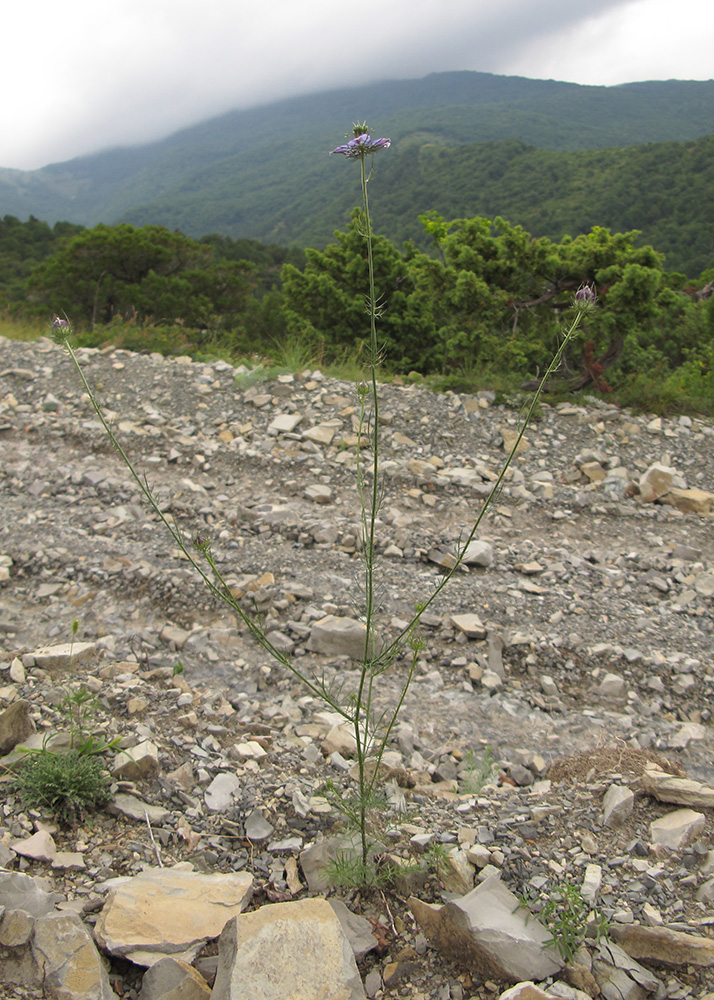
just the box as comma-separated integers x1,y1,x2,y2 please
1,334,714,999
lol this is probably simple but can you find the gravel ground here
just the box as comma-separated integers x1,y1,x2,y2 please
1,334,714,999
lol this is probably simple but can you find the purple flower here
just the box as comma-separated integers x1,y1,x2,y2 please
52,315,70,329
574,284,596,308
330,129,391,159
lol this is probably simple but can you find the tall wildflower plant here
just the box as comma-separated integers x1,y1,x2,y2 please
52,127,596,881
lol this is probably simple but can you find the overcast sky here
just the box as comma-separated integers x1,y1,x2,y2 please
2,0,712,171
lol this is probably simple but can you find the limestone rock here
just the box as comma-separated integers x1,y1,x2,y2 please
0,699,33,755
649,807,705,849
112,739,160,780
107,793,170,824
435,848,475,895
211,898,366,1000
299,835,366,894
0,908,35,947
137,956,211,999
204,772,241,812
268,412,302,434
0,871,61,917
302,422,340,446
497,985,560,1000
602,784,635,826
500,427,529,454
10,829,56,862
305,483,333,504
244,808,274,842
409,874,563,983
329,899,378,960
593,940,662,1000
664,486,714,514
307,615,372,660
638,462,675,502
32,911,116,1000
30,641,97,671
462,540,494,567
450,613,487,640
94,867,253,966
609,924,714,967
581,863,602,903
641,765,714,808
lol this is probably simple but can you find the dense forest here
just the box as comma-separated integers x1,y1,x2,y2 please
1,72,713,277
1,212,712,417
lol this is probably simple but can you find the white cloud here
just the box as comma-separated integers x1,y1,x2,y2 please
1,0,711,170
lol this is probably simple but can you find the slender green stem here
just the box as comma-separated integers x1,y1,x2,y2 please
353,152,383,863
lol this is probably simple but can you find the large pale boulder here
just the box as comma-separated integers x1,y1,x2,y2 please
211,898,366,1000
0,909,115,1000
649,808,705,849
0,871,60,916
664,487,714,514
30,641,96,671
94,867,253,966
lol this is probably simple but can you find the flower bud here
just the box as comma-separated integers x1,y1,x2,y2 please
574,284,597,309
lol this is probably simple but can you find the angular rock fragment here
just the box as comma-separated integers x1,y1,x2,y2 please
609,924,714,967
94,868,253,966
649,807,705,849
137,955,211,999
112,739,160,780
0,699,33,755
409,874,563,983
33,911,116,1000
450,613,487,640
0,871,61,916
211,898,366,1000
307,615,372,660
462,540,494,567
592,940,662,1000
602,784,635,826
641,765,714,808
30,641,97,671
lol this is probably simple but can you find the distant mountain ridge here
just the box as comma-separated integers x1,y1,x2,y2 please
1,71,713,271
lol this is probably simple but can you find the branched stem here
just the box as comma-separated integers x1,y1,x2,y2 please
58,126,595,884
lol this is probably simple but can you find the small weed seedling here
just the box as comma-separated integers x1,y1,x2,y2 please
58,621,120,756
13,620,117,825
459,745,499,794
541,880,608,963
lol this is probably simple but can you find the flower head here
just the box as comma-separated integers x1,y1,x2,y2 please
330,124,391,159
574,284,597,310
52,315,70,329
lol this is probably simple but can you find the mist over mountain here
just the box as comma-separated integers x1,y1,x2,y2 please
1,71,713,273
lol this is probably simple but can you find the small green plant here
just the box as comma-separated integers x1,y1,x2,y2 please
13,751,111,827
459,745,499,794
421,839,450,875
172,660,184,677
541,880,608,963
324,850,401,890
55,621,120,756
